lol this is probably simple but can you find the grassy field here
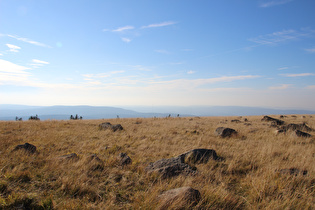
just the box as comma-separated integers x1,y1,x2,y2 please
0,115,314,209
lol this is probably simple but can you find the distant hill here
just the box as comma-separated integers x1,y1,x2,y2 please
0,104,314,121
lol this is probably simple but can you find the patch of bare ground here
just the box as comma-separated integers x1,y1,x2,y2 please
0,115,314,209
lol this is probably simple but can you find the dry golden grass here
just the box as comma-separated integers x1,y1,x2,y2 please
0,115,314,209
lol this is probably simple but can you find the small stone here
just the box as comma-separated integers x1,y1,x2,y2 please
118,153,132,166
12,143,37,154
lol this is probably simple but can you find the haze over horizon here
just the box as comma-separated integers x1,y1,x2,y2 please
1,0,315,110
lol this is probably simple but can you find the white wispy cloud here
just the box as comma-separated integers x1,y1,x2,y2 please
278,67,289,70
0,59,30,84
260,0,293,8
305,47,315,53
281,73,315,77
7,34,51,48
249,29,306,46
187,71,196,74
30,59,50,68
112,25,135,32
148,75,260,90
141,21,177,29
306,85,315,89
269,84,292,90
32,59,49,65
121,37,131,43
6,44,21,52
155,49,171,54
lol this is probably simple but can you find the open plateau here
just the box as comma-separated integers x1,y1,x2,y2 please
0,114,314,209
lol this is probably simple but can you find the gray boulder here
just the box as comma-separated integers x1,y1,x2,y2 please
146,149,221,178
145,156,196,179
180,148,222,164
281,123,314,132
99,122,123,132
12,143,36,154
158,187,201,209
261,116,284,125
215,127,237,138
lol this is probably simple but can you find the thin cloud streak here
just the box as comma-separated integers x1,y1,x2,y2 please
7,35,51,48
269,84,292,90
112,25,135,32
305,47,315,53
260,0,293,8
6,44,21,52
281,73,315,77
141,21,176,29
32,59,49,65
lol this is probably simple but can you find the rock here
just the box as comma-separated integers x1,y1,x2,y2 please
261,116,284,125
179,149,221,164
99,122,123,132
215,127,237,138
281,123,314,132
277,168,308,176
145,156,196,178
118,153,132,166
12,143,37,154
158,187,201,209
57,153,78,160
146,149,221,178
294,130,312,138
231,119,241,123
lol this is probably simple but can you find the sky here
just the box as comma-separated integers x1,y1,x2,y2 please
1,0,315,110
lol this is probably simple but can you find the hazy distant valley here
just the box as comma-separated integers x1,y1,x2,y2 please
1,104,315,121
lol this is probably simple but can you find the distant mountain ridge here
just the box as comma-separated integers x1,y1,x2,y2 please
0,104,314,121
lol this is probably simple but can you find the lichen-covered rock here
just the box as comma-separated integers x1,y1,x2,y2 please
12,143,37,154
281,123,314,132
261,116,284,125
99,122,123,132
145,156,196,179
158,187,201,209
215,127,237,138
180,148,221,164
146,148,221,178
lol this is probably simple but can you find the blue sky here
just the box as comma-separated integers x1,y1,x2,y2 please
1,0,315,110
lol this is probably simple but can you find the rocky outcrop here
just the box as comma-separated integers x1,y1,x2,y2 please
146,149,221,178
261,116,284,125
281,123,314,132
179,149,222,164
145,156,196,179
215,127,237,138
294,130,312,138
158,187,201,209
99,122,123,132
